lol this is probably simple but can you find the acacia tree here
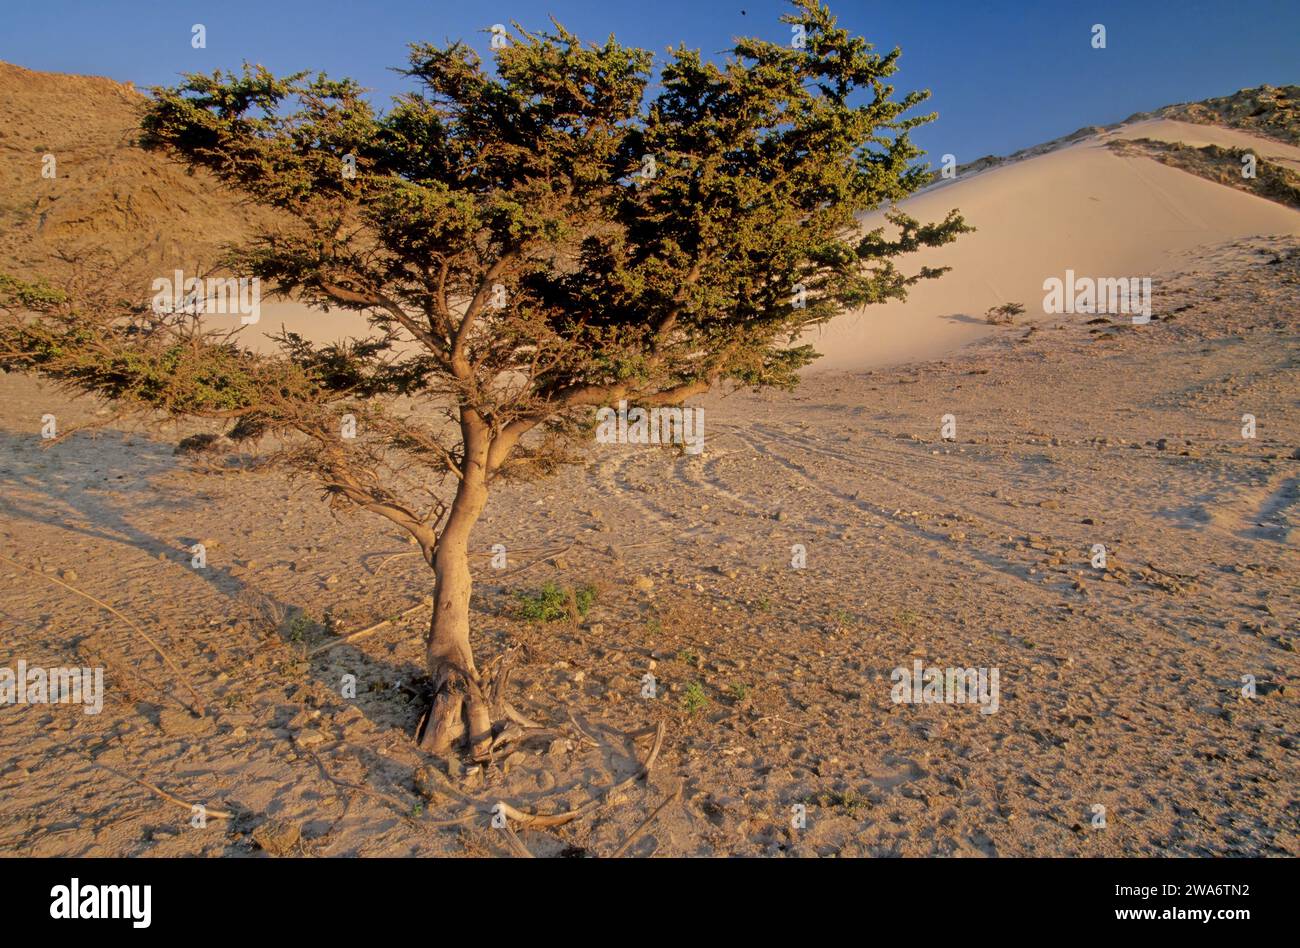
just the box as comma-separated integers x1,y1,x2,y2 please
0,1,967,758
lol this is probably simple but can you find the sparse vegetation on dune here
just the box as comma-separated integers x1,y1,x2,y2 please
984,302,1025,325
1107,137,1300,211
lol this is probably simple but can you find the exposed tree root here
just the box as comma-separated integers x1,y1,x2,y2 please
90,760,234,820
417,645,536,759
499,820,535,858
415,719,668,850
308,596,432,657
485,724,675,857
493,721,666,829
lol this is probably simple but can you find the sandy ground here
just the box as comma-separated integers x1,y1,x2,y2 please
1,235,1296,857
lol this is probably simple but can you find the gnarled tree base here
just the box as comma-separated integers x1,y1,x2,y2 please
416,648,530,760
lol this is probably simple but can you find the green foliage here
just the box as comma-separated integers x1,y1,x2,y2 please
682,681,711,714
984,302,1025,325
808,789,870,816
894,608,920,629
286,612,317,643
135,0,967,407
0,274,67,311
515,581,597,622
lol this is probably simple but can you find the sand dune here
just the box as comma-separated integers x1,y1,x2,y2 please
806,123,1300,373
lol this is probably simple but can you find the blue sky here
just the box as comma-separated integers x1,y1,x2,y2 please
2,0,1296,163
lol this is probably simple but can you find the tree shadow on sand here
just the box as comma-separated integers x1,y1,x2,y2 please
0,427,451,847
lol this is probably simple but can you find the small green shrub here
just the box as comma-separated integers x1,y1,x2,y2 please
286,612,315,643
515,582,597,622
985,302,1025,325
682,681,710,714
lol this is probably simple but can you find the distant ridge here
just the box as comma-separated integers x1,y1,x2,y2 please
945,84,1298,181
1151,84,1300,146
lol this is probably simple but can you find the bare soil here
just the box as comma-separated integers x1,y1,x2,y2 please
2,236,1296,857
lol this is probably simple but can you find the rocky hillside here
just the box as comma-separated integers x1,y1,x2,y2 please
0,61,276,288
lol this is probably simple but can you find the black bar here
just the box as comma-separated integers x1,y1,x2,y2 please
0,856,1277,934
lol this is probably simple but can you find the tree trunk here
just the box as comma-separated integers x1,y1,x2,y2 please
417,459,491,758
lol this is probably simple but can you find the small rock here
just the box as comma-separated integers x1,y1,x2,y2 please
547,738,572,757
252,820,301,856
632,576,654,592
294,728,327,747
158,708,210,737
503,752,527,773
335,706,365,725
